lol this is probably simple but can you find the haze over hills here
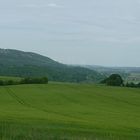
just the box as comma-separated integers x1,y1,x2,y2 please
84,65,140,83
84,65,140,76
0,49,104,82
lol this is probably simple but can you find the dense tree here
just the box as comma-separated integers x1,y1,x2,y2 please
0,80,4,85
101,74,124,86
0,77,48,86
20,77,48,84
0,49,104,83
7,80,13,85
125,82,140,88
137,83,140,87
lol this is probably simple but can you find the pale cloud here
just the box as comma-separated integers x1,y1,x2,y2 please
23,4,42,8
0,0,140,66
47,3,62,8
21,3,62,9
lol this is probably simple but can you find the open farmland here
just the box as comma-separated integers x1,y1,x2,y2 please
0,83,140,140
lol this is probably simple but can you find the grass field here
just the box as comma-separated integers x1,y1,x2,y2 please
0,83,140,140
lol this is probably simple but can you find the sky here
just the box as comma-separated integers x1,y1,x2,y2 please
0,0,140,67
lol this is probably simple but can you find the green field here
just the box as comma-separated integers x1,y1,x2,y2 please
0,83,140,140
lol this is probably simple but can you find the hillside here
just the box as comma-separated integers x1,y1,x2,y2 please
0,49,104,82
0,83,140,139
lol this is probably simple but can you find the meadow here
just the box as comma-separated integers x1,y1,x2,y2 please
0,82,140,140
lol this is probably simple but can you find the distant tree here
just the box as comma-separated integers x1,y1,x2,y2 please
0,77,48,86
40,77,48,84
125,82,140,88
101,74,123,86
137,83,140,87
20,77,48,84
5,80,15,85
0,80,4,86
126,82,134,88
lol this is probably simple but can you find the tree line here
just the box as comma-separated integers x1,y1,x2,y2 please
101,74,140,88
125,82,140,88
0,77,48,86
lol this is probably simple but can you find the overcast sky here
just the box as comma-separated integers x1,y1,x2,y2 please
0,0,140,67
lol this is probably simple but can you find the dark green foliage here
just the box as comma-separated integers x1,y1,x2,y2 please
0,49,104,83
5,80,16,85
0,77,48,86
0,80,17,86
0,80,4,86
20,77,48,84
101,74,124,86
125,82,140,88
101,74,140,88
138,83,140,87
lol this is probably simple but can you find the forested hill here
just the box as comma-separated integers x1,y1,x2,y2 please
0,49,104,82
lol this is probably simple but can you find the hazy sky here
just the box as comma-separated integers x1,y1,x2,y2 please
0,0,140,67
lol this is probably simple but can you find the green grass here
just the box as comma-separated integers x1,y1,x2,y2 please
0,83,140,139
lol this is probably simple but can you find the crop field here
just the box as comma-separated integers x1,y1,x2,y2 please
0,83,140,140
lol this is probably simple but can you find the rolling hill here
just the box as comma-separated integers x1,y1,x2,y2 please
0,49,104,82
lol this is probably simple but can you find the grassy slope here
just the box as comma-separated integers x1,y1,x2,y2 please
0,83,140,139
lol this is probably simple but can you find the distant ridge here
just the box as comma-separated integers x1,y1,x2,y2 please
0,49,104,82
